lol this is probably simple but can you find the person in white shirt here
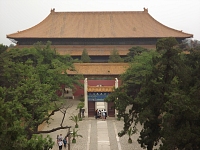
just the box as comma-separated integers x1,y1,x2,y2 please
58,134,63,141
58,139,63,150
101,109,106,120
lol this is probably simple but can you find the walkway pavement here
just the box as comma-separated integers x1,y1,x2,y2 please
41,99,145,150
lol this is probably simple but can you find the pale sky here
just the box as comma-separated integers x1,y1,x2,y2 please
0,0,200,46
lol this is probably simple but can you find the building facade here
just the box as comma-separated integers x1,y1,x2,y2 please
7,8,192,62
7,8,193,117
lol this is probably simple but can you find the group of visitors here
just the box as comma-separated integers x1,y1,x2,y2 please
56,133,68,150
95,109,107,120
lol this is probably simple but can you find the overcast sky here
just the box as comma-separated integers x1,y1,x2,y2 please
0,0,200,46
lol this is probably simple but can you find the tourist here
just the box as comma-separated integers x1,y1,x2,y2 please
98,110,102,119
56,135,59,145
95,109,98,119
63,136,67,148
58,139,63,150
58,134,63,141
101,109,106,120
104,109,107,119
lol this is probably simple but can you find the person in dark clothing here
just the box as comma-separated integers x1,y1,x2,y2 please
63,136,67,148
98,110,102,119
104,109,107,119
95,109,98,119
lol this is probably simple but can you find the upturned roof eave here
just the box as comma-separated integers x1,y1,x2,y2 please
7,35,193,39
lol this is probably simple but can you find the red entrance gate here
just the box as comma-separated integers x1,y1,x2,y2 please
108,102,115,117
88,101,95,117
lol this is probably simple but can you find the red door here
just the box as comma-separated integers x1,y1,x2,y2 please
108,102,115,117
88,101,95,117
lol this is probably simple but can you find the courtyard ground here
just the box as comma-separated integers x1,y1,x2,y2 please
41,98,156,150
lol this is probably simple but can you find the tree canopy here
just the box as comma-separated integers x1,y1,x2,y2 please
108,48,123,63
0,44,8,54
81,48,91,63
0,42,81,150
105,37,200,150
124,46,148,62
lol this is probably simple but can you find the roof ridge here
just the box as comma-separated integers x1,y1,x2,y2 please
52,11,145,13
50,8,147,13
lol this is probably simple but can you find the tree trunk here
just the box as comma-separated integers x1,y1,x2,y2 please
147,143,153,150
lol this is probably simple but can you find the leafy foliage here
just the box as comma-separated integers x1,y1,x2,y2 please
71,128,83,143
77,102,84,109
124,46,148,62
81,48,91,63
0,44,8,54
70,115,80,128
0,41,80,149
108,48,123,63
105,37,200,150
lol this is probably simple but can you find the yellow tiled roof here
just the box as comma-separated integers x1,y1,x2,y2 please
7,8,192,39
87,86,114,92
14,45,155,56
67,63,129,75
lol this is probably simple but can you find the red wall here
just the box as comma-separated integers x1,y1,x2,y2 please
73,80,84,97
73,79,121,97
88,80,115,86
56,84,65,97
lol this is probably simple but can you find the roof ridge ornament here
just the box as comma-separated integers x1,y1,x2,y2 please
50,8,55,13
143,7,148,13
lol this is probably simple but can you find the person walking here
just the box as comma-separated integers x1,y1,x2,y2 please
58,139,63,150
59,134,63,141
63,136,68,149
56,135,59,146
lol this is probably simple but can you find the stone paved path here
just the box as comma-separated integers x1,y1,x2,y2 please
97,121,110,149
41,99,148,150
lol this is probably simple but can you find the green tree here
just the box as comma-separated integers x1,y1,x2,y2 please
70,115,80,128
124,46,148,62
81,48,91,63
0,41,81,149
71,128,83,143
159,46,200,149
9,43,15,48
0,44,8,54
106,37,200,150
134,37,185,150
108,48,123,63
105,50,156,135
